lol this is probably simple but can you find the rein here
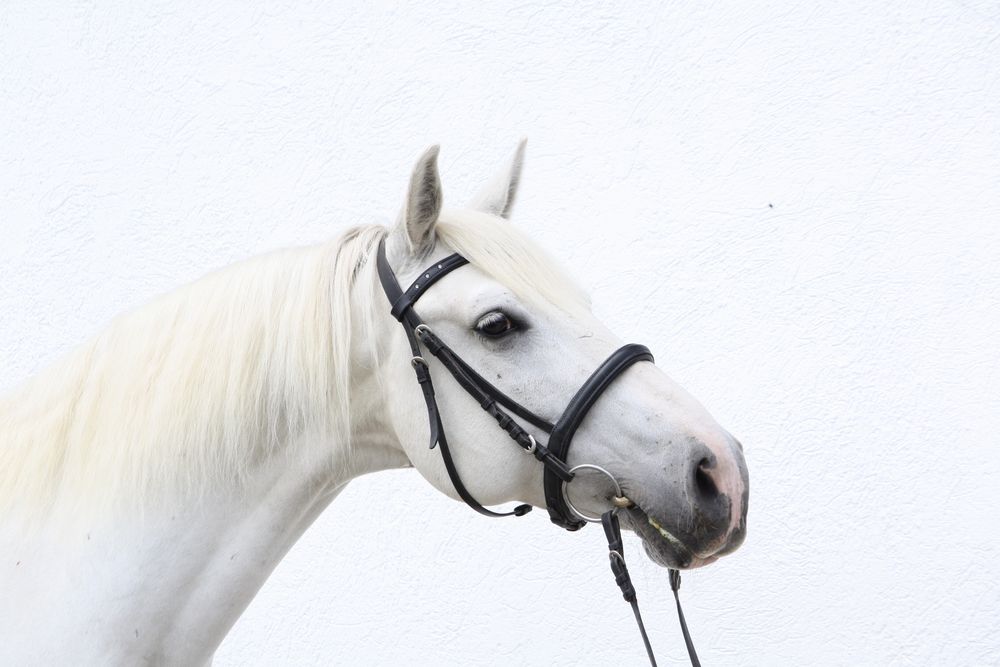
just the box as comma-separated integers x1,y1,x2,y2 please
376,237,700,666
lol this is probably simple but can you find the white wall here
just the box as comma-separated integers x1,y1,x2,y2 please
2,2,998,665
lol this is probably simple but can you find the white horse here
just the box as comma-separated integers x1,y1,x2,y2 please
0,143,748,665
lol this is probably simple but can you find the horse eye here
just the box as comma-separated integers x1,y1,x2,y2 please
475,311,518,338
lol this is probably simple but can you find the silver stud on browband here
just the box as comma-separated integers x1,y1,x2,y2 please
563,463,632,523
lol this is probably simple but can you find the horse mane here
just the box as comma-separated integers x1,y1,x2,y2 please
0,209,587,520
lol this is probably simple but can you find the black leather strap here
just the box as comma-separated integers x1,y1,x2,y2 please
377,238,531,518
603,509,700,667
670,569,702,667
434,407,532,519
603,510,658,667
445,350,555,433
544,344,654,530
377,236,700,667
414,325,572,482
388,253,469,322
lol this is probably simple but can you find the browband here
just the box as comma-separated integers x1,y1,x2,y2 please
388,253,470,322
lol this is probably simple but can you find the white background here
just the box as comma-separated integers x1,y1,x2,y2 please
2,2,998,665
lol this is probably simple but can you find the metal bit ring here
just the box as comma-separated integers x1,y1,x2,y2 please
562,463,631,523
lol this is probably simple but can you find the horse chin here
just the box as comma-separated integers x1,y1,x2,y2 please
623,505,720,570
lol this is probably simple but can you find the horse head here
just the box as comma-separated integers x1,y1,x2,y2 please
377,143,748,569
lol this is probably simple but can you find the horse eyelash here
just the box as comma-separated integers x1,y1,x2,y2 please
473,311,525,339
477,312,508,328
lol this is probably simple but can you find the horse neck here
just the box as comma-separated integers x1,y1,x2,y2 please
2,433,365,664
0,234,410,664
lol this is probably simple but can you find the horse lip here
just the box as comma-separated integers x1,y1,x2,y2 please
624,503,696,567
622,501,731,570
644,512,692,556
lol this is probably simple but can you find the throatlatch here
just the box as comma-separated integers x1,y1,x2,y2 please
375,236,700,667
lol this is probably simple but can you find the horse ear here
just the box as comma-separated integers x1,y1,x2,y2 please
392,145,443,258
467,139,526,219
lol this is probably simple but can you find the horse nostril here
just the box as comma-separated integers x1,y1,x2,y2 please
694,458,719,500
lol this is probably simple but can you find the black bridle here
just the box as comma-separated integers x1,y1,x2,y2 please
376,237,700,667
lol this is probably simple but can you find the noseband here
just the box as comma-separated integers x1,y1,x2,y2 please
376,237,700,666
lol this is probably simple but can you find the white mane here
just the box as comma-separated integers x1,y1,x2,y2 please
0,210,587,521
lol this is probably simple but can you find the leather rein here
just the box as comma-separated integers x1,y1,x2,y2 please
375,237,700,667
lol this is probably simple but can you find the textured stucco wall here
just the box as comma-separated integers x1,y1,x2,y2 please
2,3,998,665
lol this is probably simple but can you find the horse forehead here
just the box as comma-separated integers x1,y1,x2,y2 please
401,252,594,333
416,263,514,312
